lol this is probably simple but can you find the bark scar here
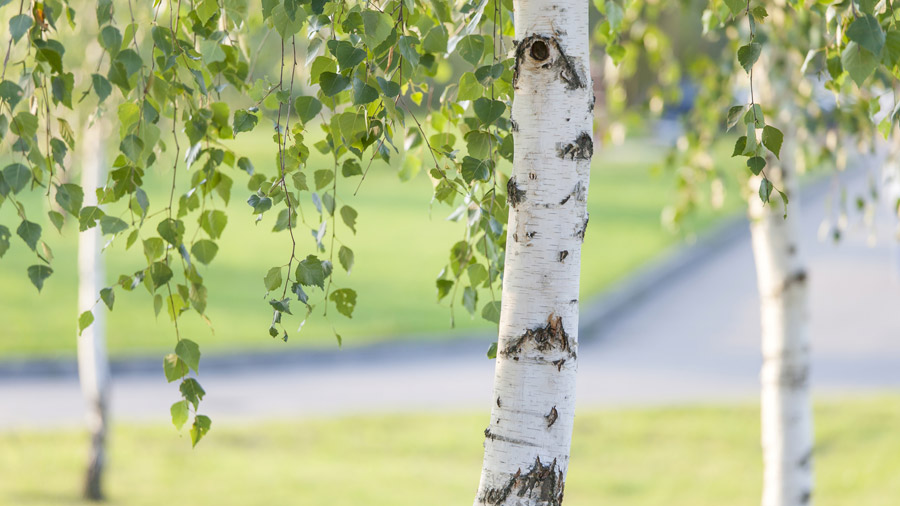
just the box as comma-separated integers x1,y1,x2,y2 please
501,314,575,361
557,132,593,161
507,176,526,208
545,406,559,427
481,456,565,505
513,34,586,91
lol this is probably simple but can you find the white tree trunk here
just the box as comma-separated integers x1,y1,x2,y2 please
748,160,814,506
473,0,592,503
77,120,111,501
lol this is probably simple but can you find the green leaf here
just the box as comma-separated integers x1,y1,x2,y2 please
199,210,227,239
737,43,762,72
351,77,379,105
842,41,878,87
78,311,94,336
726,105,746,131
3,164,30,194
319,72,350,96
486,342,498,359
175,339,201,373
10,111,38,137
9,14,32,43
17,220,41,251
482,300,502,324
100,215,129,235
361,11,393,50
120,134,144,162
27,265,52,292
747,156,766,176
0,80,24,109
269,297,292,314
163,353,187,382
0,225,9,258
294,96,322,123
423,24,449,53
170,400,189,430
338,245,354,274
233,110,258,134
157,218,185,246
327,40,367,70
473,98,505,125
330,288,357,318
54,183,83,216
457,35,485,66
846,14,885,56
296,255,326,289
100,287,115,310
79,206,105,231
191,239,219,265
724,0,744,16
340,205,357,234
462,286,477,315
180,378,206,410
461,156,493,183
143,238,165,261
190,415,212,447
761,126,783,159
457,72,481,101
264,266,283,291
759,177,773,203
99,25,122,54
48,211,65,233
149,261,174,290
247,194,272,214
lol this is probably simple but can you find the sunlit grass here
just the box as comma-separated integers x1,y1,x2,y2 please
1,396,897,505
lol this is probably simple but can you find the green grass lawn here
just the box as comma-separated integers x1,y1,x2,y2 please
0,131,740,358
1,397,897,505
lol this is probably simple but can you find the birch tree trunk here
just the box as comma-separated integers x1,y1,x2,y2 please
748,153,814,506
473,0,592,503
77,120,111,501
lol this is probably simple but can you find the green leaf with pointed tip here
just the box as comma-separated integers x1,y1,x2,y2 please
149,261,173,290
191,239,219,265
175,339,201,373
233,110,258,134
9,14,32,43
17,220,41,251
486,341,498,359
180,378,205,410
48,211,65,233
842,41,878,86
457,35,485,66
338,245,354,274
330,288,357,318
27,265,52,292
759,177,773,203
747,156,766,176
482,300,502,324
100,215,129,235
340,206,357,234
55,183,83,216
100,287,115,310
724,0,744,16
199,210,227,239
157,218,184,246
762,125,783,159
737,43,761,72
170,400,189,430
474,98,505,125
319,72,350,96
163,353,186,382
190,415,211,447
120,134,144,162
351,77,379,105
293,96,322,123
361,11,393,49
846,14,885,56
3,164,30,194
78,311,94,335
296,255,326,289
264,266,283,291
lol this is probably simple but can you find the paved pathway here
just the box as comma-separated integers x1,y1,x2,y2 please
2,171,899,428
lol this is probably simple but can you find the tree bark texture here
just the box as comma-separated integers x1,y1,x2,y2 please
473,0,593,504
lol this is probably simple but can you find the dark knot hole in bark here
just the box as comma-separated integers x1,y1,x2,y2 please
530,40,550,61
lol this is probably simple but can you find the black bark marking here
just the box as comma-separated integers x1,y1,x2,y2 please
526,231,537,239
589,92,596,112
484,427,539,448
552,358,566,371
507,177,526,208
496,397,502,408
502,314,572,359
511,119,519,132
779,363,810,389
513,233,519,243
799,490,812,505
558,250,569,262
773,269,807,295
482,457,565,505
560,195,571,205
575,213,589,241
545,406,559,427
558,132,593,160
529,172,537,180
513,34,586,91
798,448,813,468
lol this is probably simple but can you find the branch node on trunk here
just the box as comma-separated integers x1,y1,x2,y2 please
501,314,574,360
481,457,565,505
513,34,586,91
545,406,559,427
507,177,526,208
557,132,593,160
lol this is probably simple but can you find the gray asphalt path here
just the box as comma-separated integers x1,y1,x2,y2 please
2,171,899,429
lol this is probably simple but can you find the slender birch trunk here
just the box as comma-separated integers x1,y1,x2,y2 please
77,120,111,501
748,150,814,506
473,1,592,503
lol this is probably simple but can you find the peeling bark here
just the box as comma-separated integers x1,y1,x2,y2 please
474,0,592,502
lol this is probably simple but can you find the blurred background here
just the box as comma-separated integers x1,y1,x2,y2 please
1,1,900,505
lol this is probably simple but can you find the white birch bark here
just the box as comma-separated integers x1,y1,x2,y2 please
748,148,813,506
77,120,111,501
473,0,592,503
